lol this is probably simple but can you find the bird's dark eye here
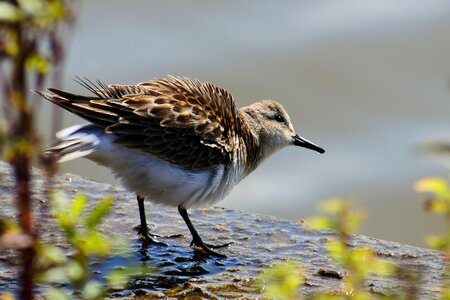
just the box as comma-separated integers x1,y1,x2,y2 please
274,114,285,123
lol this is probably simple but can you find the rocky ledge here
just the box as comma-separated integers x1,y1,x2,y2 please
0,161,445,298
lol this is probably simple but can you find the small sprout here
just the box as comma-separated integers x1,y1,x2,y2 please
86,196,114,229
260,261,304,299
309,198,392,298
36,193,137,298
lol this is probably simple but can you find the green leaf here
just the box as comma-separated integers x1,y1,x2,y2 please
70,193,88,220
43,287,72,300
351,291,373,300
370,258,394,277
51,192,70,215
349,248,373,276
83,231,111,256
47,0,66,20
39,266,69,284
415,177,450,199
319,198,347,214
108,267,130,290
82,280,104,300
305,216,334,231
51,193,77,236
0,3,23,22
426,235,449,250
25,53,50,73
327,239,346,263
346,210,366,233
18,0,43,16
312,295,344,300
86,196,114,229
36,244,66,265
262,261,304,299
442,288,450,300
424,198,448,215
66,261,84,282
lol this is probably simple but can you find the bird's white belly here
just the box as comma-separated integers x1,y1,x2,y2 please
87,137,236,208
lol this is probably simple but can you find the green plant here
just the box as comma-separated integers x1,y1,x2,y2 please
415,177,450,299
1,1,75,298
307,198,393,299
258,198,394,300
36,193,131,300
260,261,305,299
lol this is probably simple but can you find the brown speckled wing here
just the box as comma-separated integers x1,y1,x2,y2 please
36,76,238,169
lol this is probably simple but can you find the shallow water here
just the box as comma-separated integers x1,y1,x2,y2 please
30,0,450,248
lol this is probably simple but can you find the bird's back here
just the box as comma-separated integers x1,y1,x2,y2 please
37,76,241,170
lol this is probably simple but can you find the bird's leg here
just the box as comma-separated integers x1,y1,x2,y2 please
178,206,231,257
136,196,182,243
136,195,166,245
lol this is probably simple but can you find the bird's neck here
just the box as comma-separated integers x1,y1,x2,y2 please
235,110,265,178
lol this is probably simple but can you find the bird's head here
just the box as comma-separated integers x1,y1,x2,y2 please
241,100,325,158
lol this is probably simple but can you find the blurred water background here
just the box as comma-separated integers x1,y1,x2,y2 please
34,0,450,247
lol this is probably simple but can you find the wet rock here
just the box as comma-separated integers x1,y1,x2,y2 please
0,161,446,298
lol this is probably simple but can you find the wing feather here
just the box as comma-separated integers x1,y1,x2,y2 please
36,76,238,169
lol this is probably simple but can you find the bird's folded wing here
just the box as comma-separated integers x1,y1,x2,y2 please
36,76,238,170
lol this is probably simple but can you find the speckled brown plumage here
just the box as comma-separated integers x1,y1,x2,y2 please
38,76,239,170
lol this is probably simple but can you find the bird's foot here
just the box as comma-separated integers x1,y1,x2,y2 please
190,239,231,257
158,233,185,239
134,224,183,239
135,225,167,246
192,241,233,249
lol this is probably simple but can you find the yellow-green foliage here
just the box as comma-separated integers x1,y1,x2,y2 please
36,193,131,300
307,198,366,240
415,177,450,299
307,199,393,299
259,198,393,300
260,261,304,299
414,177,450,253
259,184,450,300
0,0,70,77
0,0,67,24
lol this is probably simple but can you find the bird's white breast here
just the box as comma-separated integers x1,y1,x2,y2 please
86,133,240,208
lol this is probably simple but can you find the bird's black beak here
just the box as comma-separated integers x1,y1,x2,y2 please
293,134,325,154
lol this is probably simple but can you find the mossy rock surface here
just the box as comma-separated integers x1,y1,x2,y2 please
0,161,445,298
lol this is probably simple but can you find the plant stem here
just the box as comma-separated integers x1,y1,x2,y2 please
10,11,35,299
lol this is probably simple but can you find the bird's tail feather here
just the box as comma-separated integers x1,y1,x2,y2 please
44,124,103,163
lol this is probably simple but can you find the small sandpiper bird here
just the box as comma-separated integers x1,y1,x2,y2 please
36,76,324,256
